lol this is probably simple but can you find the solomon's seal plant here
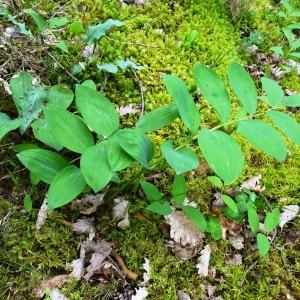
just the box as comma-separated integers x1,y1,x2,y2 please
1,61,300,256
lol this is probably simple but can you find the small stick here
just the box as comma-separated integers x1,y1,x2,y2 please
47,52,79,83
114,254,138,281
132,68,145,115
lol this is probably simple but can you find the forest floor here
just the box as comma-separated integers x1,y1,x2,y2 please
0,0,299,299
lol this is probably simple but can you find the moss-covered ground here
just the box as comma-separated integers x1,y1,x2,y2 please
0,0,299,299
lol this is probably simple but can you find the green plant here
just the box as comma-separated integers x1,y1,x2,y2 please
1,61,300,256
270,0,300,61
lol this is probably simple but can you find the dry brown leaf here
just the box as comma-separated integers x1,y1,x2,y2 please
83,240,113,281
212,206,241,236
240,174,265,192
36,197,48,230
33,275,69,298
165,211,204,260
71,193,106,215
226,254,243,265
279,205,299,228
196,245,211,277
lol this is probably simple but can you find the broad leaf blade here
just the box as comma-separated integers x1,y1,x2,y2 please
19,86,48,133
194,63,231,123
267,111,300,146
171,174,186,205
86,19,123,44
17,149,68,184
9,72,33,112
207,217,222,240
161,140,199,174
136,104,179,133
182,205,207,232
237,120,288,162
75,85,119,137
247,206,259,234
163,75,200,134
107,131,133,172
44,106,94,154
49,17,69,29
146,202,172,216
24,9,46,32
140,181,162,202
264,208,280,231
228,61,257,114
198,129,244,184
80,144,113,192
0,113,21,140
261,77,284,106
48,84,74,109
117,129,154,169
48,165,86,209
31,119,63,151
222,195,238,214
284,94,300,107
257,233,270,256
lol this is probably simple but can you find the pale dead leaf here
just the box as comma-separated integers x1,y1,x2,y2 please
131,287,149,300
183,198,197,208
82,44,99,60
196,245,211,277
72,217,96,241
36,197,48,230
83,240,113,281
229,235,244,250
279,205,299,228
71,193,106,215
50,288,68,300
33,275,69,298
116,104,140,116
69,258,85,280
178,291,192,300
112,197,130,229
203,282,216,299
142,258,151,285
241,174,265,192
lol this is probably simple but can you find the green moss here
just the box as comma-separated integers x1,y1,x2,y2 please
1,0,300,299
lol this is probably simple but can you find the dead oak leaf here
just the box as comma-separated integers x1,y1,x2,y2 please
279,205,299,228
196,245,211,277
33,275,69,298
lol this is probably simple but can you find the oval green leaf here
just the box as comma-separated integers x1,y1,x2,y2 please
48,84,74,109
257,233,270,256
163,75,200,134
117,129,154,169
261,77,284,107
171,174,186,205
194,63,231,123
107,131,133,172
75,85,119,137
264,208,280,231
140,181,162,202
247,206,259,234
198,129,244,184
267,111,300,146
228,61,257,114
31,119,63,151
48,165,86,209
237,120,288,162
222,195,238,214
44,106,94,154
80,144,113,192
284,94,300,107
182,205,207,232
17,149,68,184
136,103,179,133
161,140,199,174
0,113,21,140
146,202,172,216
